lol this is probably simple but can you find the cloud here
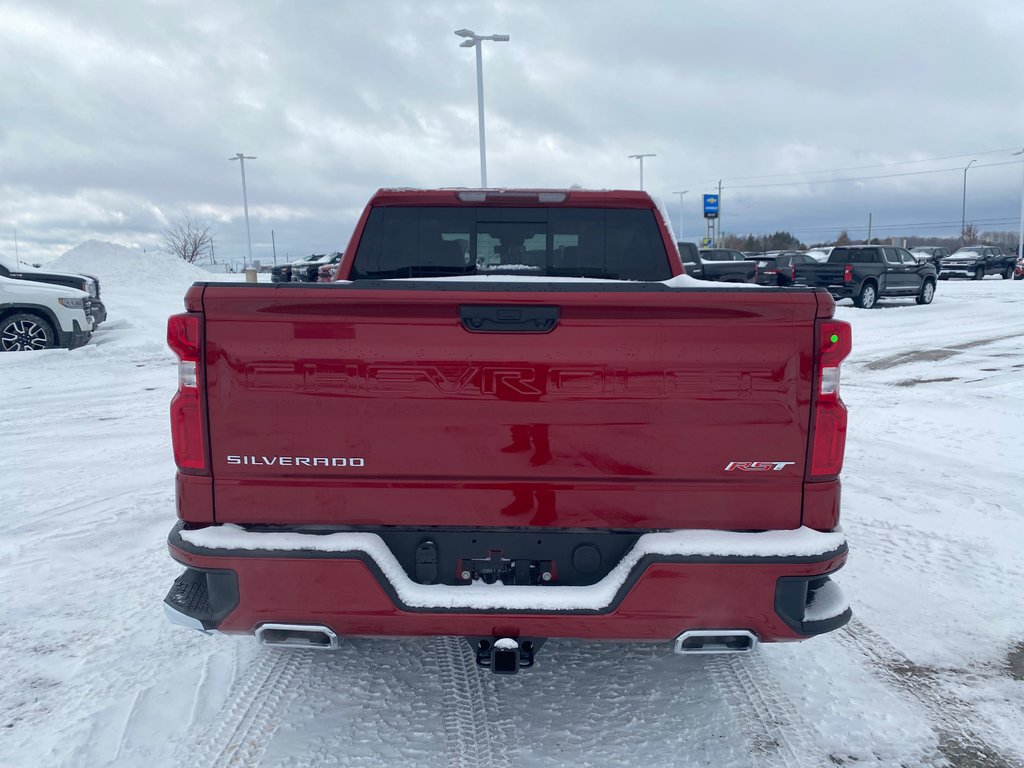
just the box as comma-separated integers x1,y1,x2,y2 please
2,0,1024,263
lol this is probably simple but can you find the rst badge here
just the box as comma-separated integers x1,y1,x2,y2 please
725,461,795,472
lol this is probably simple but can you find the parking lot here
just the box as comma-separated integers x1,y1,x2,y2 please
1,245,1021,767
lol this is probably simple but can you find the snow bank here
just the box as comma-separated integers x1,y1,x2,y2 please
51,240,209,289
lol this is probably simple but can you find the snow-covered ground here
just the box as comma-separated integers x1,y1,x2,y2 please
1,243,1022,768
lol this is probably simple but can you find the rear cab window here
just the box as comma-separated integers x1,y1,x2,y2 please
828,247,879,264
351,207,673,281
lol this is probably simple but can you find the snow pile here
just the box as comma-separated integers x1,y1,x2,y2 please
51,240,209,289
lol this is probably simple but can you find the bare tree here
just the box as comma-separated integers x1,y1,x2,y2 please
960,223,979,244
161,212,214,263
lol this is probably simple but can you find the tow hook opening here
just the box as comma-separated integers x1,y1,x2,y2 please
467,636,546,674
673,630,759,655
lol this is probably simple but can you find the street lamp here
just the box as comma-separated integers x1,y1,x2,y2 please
961,159,976,242
628,153,655,190
454,28,509,188
672,190,688,239
1015,150,1024,262
230,152,257,268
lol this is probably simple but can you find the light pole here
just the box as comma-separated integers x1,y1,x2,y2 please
454,29,509,188
628,154,655,190
672,190,688,239
961,159,976,242
230,153,257,268
1015,150,1024,262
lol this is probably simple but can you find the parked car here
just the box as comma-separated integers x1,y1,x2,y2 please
746,251,820,286
0,253,106,326
271,254,324,283
1015,254,1024,280
908,246,949,272
0,275,93,351
793,245,937,308
293,252,343,282
941,246,1017,280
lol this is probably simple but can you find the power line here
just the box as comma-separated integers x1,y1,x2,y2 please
712,147,1023,184
722,159,1023,191
680,215,1022,240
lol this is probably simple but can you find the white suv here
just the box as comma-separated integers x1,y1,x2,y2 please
0,275,94,351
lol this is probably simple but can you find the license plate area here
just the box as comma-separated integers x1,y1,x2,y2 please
375,529,644,586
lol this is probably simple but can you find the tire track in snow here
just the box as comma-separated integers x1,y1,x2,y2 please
837,620,1022,768
707,653,823,768
184,648,304,768
433,636,515,768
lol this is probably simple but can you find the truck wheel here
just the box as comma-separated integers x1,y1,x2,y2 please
0,313,56,351
915,280,935,305
1003,266,1014,280
973,267,984,280
854,283,877,309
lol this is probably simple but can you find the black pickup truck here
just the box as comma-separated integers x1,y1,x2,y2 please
940,245,1018,280
793,245,937,308
676,243,756,282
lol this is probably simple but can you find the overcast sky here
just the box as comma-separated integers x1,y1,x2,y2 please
3,0,1024,264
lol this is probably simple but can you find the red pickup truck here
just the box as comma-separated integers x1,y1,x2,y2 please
165,189,852,673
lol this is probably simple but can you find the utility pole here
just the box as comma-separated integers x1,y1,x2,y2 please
271,229,278,265
230,153,257,269
628,154,656,190
1014,150,1024,262
13,227,20,267
715,180,723,245
867,213,873,243
961,159,976,242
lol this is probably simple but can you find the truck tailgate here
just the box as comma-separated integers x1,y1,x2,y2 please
794,265,847,287
198,283,820,530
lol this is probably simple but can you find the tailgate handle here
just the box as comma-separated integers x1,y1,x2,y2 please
459,305,559,333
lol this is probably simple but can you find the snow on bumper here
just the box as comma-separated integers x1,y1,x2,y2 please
166,523,851,642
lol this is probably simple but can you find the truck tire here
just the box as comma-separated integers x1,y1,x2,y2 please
1003,265,1014,280
973,267,985,280
0,312,56,351
915,280,936,305
854,282,878,309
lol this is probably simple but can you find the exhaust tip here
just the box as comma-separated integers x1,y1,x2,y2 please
673,629,758,655
256,623,340,650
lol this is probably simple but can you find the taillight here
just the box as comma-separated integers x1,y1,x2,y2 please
168,313,207,472
789,266,797,281
808,320,852,481
843,263,853,282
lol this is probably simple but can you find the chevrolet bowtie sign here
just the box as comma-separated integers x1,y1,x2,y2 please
703,194,719,219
